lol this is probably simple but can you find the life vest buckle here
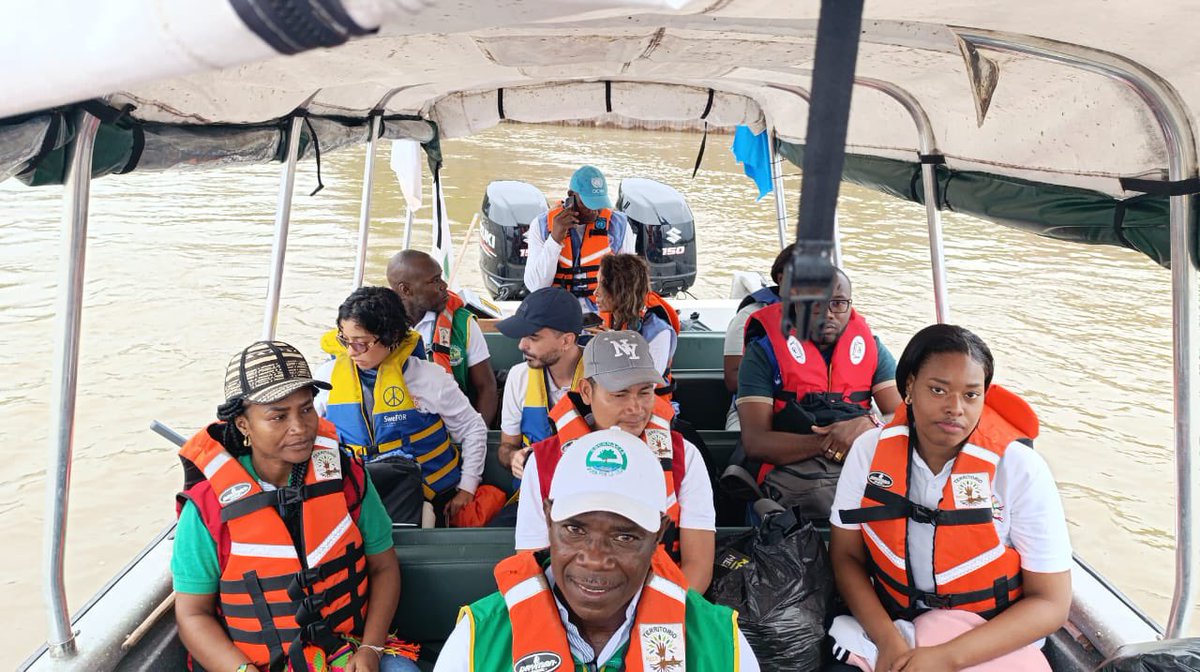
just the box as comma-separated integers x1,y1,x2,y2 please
275,486,305,509
295,593,328,623
921,593,953,609
909,503,940,525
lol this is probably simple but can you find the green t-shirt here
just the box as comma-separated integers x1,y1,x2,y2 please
172,454,394,594
737,335,897,401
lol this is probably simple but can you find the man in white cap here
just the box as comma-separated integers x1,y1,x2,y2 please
514,330,715,592
523,165,637,309
434,429,760,672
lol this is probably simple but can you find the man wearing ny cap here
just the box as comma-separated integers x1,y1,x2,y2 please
514,330,716,592
496,287,586,482
434,429,760,672
523,165,637,309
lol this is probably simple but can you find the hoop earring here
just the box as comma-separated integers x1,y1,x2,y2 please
243,435,252,447
903,395,912,405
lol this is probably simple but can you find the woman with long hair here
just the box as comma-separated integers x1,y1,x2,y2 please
592,253,678,379
828,324,1071,671
173,340,420,672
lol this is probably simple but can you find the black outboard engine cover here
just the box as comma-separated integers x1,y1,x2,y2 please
616,178,697,297
479,180,548,301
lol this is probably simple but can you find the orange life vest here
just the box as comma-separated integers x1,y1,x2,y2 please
494,548,688,672
745,303,878,412
548,204,616,302
601,291,681,399
427,290,467,376
838,385,1038,620
534,392,686,563
178,419,370,670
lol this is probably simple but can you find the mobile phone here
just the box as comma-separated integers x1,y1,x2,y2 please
581,312,604,329
563,193,577,212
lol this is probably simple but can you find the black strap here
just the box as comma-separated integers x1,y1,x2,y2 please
78,100,135,125
918,153,945,165
605,81,613,113
430,342,452,355
118,125,145,175
838,484,994,526
700,88,715,119
238,570,289,668
220,546,362,595
1119,175,1200,196
228,0,374,56
219,479,343,522
303,117,325,196
689,89,716,180
433,164,445,251
497,88,506,120
1111,193,1157,250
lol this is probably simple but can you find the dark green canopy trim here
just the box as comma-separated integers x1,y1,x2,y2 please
777,140,1195,269
1,103,441,188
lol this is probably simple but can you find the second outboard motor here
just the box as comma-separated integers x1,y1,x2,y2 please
616,178,697,297
479,180,548,301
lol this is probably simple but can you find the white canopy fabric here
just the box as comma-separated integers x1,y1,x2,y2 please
3,1,1198,197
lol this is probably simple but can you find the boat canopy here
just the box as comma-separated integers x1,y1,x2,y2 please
3,0,1198,265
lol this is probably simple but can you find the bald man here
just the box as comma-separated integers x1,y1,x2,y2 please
388,250,498,425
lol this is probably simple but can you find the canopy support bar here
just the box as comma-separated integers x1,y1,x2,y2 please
402,209,414,249
261,116,303,341
857,77,950,323
42,109,101,658
352,115,382,289
769,130,788,249
959,28,1199,640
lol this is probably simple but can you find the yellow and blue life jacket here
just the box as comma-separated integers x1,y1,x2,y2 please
518,357,584,447
325,334,460,499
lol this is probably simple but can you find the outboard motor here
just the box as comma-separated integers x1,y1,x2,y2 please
479,180,548,301
616,178,697,297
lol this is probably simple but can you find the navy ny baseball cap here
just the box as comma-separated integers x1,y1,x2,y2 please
568,165,612,210
497,287,584,338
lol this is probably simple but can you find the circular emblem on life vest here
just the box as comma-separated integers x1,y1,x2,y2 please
645,428,671,458
449,343,464,367
515,652,562,672
867,471,893,489
786,335,807,364
585,441,628,476
849,335,867,365
218,482,253,505
383,385,405,407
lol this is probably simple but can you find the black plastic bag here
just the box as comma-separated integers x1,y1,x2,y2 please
1097,638,1200,671
707,502,834,671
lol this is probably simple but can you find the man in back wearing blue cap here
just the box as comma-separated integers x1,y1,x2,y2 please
523,165,636,309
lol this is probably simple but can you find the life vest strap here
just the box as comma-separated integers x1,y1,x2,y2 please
869,555,1022,619
218,479,344,523
839,484,995,526
431,342,452,355
219,541,364,595
233,570,291,668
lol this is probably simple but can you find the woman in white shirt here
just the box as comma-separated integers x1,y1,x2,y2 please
829,324,1071,671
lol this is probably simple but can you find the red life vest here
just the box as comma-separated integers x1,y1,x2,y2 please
533,392,687,564
745,303,878,412
493,548,688,672
176,419,370,670
547,204,616,302
838,385,1038,620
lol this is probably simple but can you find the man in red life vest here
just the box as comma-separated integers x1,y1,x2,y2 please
737,269,902,507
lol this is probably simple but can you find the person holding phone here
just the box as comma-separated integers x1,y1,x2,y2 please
523,165,636,309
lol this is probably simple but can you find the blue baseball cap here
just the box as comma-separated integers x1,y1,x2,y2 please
568,165,612,210
497,287,583,338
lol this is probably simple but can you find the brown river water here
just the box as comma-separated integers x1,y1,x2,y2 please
0,123,1193,664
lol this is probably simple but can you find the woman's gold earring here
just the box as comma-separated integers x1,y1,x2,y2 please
903,395,912,405
243,435,251,447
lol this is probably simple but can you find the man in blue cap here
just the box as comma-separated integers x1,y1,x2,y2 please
523,165,636,309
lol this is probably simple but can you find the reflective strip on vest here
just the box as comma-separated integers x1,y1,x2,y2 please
502,575,546,610
307,513,353,567
230,541,299,559
203,451,232,479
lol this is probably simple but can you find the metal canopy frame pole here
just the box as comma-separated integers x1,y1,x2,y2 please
959,29,1199,638
769,130,788,249
261,116,304,341
42,109,101,658
402,209,414,249
352,115,382,289
857,77,951,323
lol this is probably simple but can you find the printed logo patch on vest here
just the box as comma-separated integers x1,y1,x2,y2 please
952,472,992,509
218,482,253,505
585,441,628,476
437,326,451,346
868,471,894,488
640,623,685,671
514,652,562,672
383,385,406,408
449,343,464,367
786,335,807,364
311,447,341,482
849,335,867,365
645,428,671,459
